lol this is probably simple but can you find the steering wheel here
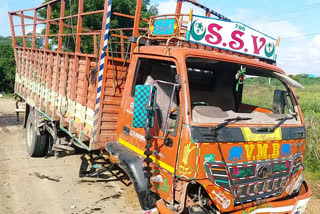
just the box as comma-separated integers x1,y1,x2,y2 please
191,102,209,109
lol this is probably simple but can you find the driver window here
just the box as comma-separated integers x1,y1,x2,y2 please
132,58,180,133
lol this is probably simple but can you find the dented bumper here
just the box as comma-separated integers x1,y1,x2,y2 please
232,180,312,214
155,181,311,214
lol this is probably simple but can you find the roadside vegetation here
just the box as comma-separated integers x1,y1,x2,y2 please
0,36,15,94
0,0,158,94
244,74,320,178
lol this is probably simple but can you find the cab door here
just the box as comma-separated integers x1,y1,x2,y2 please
117,55,183,202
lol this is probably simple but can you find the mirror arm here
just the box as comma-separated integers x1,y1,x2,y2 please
163,84,178,137
175,74,181,91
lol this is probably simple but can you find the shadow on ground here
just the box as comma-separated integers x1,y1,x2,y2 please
0,115,23,127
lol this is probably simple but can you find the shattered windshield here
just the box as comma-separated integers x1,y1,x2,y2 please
186,57,301,125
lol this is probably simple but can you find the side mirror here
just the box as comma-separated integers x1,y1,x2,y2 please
273,90,287,114
132,85,157,128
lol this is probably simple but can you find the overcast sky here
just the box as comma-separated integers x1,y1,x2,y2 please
1,0,319,75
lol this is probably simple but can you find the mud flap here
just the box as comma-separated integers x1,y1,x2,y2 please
105,141,158,210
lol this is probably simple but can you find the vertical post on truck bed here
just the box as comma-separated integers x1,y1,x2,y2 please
32,10,37,49
75,0,83,53
20,12,27,47
45,4,51,50
131,0,143,53
175,0,183,14
92,0,112,145
133,0,143,36
8,13,16,48
58,0,65,51
206,9,211,17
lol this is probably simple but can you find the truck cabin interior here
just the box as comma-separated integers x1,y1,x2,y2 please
186,57,301,125
133,58,179,133
131,56,301,134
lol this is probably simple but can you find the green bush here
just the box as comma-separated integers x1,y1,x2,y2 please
0,36,15,93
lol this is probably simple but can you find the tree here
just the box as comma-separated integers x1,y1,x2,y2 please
40,0,158,53
16,33,45,49
0,36,16,93
110,0,158,29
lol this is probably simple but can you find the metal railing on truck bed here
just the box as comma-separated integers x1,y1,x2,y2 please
8,0,147,150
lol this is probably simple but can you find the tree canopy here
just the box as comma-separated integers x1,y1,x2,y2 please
39,0,158,53
0,1,159,93
0,36,16,93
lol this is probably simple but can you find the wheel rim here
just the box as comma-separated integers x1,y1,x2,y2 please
27,120,34,148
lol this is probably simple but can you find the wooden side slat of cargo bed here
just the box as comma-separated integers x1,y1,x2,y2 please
96,59,129,144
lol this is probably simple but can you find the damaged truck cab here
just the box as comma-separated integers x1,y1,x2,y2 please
9,0,311,213
115,45,312,213
112,3,312,214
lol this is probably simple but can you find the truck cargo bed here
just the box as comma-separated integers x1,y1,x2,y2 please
9,0,144,150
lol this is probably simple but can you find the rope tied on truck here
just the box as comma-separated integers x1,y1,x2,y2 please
113,42,132,95
108,40,116,96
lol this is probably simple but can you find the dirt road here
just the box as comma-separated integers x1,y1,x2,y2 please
0,97,319,214
0,98,141,214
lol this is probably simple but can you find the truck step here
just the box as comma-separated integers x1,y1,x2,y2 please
15,109,25,113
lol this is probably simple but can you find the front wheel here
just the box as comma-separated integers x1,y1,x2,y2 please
26,111,48,157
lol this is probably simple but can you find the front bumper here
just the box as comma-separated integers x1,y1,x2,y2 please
232,180,312,214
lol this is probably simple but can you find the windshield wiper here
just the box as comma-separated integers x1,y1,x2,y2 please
211,116,252,131
269,116,294,132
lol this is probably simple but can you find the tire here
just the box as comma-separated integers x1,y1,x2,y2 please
26,111,48,157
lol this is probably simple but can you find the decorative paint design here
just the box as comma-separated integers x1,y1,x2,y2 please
242,204,272,214
241,127,282,141
228,142,290,162
286,177,298,194
235,168,254,178
132,85,156,128
273,162,290,173
233,167,240,176
280,144,291,157
211,190,231,209
151,170,169,193
264,42,276,57
178,142,196,175
292,198,311,214
285,160,290,168
153,19,175,35
204,154,215,162
191,19,206,41
129,130,145,142
228,147,244,162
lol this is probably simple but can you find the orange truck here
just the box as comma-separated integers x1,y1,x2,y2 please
9,0,312,213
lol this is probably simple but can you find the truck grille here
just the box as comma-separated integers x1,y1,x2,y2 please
204,157,302,204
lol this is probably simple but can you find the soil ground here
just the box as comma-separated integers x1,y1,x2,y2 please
0,98,141,214
0,97,319,214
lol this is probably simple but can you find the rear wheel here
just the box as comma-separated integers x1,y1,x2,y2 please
26,111,48,157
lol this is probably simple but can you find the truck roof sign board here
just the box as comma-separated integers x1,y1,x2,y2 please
188,15,278,61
